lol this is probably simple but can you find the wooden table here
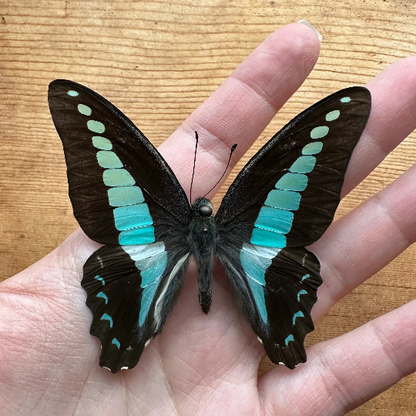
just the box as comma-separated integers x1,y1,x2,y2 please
1,1,416,414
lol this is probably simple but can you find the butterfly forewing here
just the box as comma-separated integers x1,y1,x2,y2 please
216,87,371,368
48,80,191,372
48,80,190,244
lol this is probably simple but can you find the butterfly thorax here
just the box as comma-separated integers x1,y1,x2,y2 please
188,197,217,314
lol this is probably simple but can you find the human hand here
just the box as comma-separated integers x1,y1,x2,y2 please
2,22,416,415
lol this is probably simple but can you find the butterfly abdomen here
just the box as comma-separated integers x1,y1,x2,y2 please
189,197,217,313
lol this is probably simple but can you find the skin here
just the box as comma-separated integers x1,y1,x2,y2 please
2,22,416,415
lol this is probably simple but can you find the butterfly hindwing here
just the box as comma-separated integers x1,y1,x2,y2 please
216,87,371,368
48,80,192,372
82,244,190,372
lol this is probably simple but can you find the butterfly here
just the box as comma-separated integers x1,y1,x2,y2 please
48,80,371,373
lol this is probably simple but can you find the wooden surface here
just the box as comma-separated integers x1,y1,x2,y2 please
1,0,416,414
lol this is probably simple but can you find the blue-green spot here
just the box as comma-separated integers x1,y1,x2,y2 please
96,292,108,304
92,136,112,150
301,274,310,282
139,252,168,287
340,96,351,103
112,338,121,349
302,141,323,156
103,168,135,187
240,250,268,286
292,311,304,325
240,255,266,321
96,151,123,169
326,109,340,121
94,275,105,285
108,186,145,207
251,227,287,248
114,204,152,231
310,126,329,140
255,206,294,235
289,156,316,174
239,244,282,324
275,173,308,192
248,278,268,323
67,90,79,97
297,289,308,302
285,334,294,346
87,120,105,134
119,226,155,245
101,313,113,328
139,280,160,326
77,104,92,116
264,189,301,211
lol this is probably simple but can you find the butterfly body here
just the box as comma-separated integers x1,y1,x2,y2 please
48,80,371,373
188,197,216,313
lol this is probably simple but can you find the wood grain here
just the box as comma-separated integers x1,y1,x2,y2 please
1,0,416,414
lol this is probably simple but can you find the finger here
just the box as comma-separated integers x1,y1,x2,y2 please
159,22,321,198
259,299,416,415
343,57,416,195
2,23,321,282
309,58,416,315
313,161,416,316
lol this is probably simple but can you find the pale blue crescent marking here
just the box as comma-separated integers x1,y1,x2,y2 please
95,275,105,285
92,136,112,150
275,173,308,192
77,103,92,116
302,141,323,155
326,109,340,121
97,292,109,304
96,151,123,169
264,189,301,211
240,243,281,323
292,311,304,325
108,186,145,207
285,334,294,346
310,126,329,140
101,313,114,328
301,274,310,282
297,289,308,302
112,338,121,349
67,90,79,97
123,243,168,326
340,96,351,103
289,156,317,174
87,120,105,134
103,169,135,187
114,204,153,231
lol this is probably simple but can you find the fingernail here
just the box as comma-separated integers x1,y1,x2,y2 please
298,19,322,42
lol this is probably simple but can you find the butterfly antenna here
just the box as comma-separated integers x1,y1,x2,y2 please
203,143,238,198
189,131,199,204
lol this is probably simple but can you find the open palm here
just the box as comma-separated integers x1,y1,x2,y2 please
2,23,416,415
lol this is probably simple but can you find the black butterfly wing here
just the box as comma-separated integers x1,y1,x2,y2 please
215,87,371,368
48,80,191,372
